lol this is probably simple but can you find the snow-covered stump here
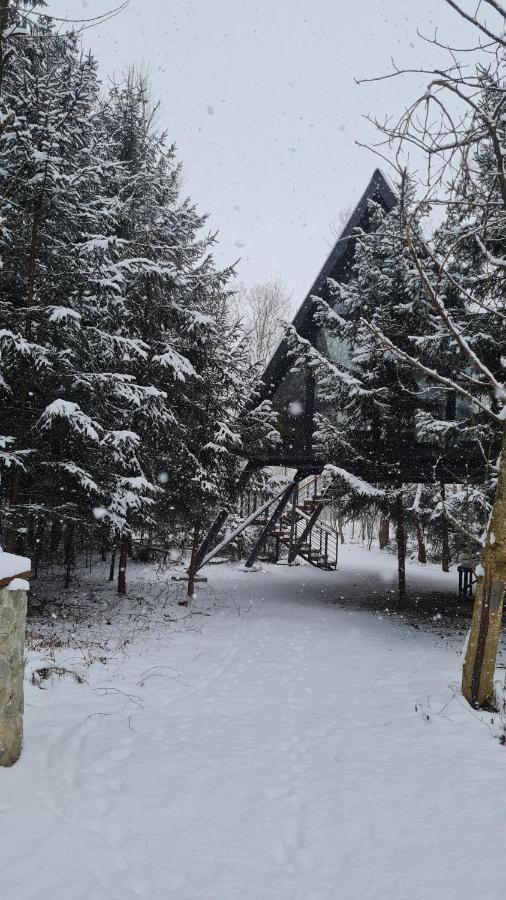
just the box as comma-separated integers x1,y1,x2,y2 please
0,553,31,767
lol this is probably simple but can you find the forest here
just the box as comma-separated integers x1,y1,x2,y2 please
1,1,505,706
1,2,506,898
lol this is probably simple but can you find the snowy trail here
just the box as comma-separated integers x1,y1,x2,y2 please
2,550,506,899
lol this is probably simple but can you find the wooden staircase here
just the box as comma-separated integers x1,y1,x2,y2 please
196,471,339,572
270,475,338,570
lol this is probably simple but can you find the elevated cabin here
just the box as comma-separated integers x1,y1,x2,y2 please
243,169,483,485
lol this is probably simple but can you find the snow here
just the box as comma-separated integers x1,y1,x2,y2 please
2,546,506,899
37,400,101,442
153,346,198,380
324,464,387,497
0,551,31,582
5,578,29,592
47,306,82,324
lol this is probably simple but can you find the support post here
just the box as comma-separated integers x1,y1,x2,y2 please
441,482,450,573
287,484,298,564
288,503,323,563
245,477,299,569
195,464,254,568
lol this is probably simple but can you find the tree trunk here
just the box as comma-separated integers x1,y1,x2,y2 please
416,520,427,564
183,524,201,604
33,523,42,580
337,515,345,544
441,482,450,572
395,494,406,599
117,535,129,595
367,519,374,550
64,522,74,589
379,516,390,549
49,519,61,564
109,542,117,582
462,427,506,709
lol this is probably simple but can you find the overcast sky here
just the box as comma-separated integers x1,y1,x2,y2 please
46,0,478,309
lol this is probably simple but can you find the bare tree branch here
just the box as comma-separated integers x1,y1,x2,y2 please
444,0,506,47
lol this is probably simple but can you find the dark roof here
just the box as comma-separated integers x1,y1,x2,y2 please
257,168,397,402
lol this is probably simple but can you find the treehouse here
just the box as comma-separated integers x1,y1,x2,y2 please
195,169,485,573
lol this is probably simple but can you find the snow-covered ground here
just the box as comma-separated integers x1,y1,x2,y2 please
2,546,505,900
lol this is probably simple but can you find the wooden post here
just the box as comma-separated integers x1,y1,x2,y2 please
195,464,254,568
287,486,298,564
245,479,298,568
0,553,31,767
288,502,323,563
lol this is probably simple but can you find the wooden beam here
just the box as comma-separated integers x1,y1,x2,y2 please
197,484,289,571
195,463,255,568
244,477,300,569
0,571,31,590
288,504,323,564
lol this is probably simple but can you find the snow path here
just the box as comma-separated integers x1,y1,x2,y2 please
2,549,506,899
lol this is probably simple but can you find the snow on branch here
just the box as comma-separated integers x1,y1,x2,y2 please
361,319,504,424
285,326,368,394
324,464,387,498
37,400,102,442
152,346,199,381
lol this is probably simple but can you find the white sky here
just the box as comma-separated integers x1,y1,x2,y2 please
46,0,479,309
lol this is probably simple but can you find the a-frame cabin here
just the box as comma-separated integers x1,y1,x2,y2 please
195,169,484,572
248,168,396,473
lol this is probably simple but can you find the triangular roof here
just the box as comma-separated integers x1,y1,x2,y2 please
258,168,397,403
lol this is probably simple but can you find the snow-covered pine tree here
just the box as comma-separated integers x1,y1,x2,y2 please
0,14,280,594
99,73,255,595
0,12,169,581
0,7,129,560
